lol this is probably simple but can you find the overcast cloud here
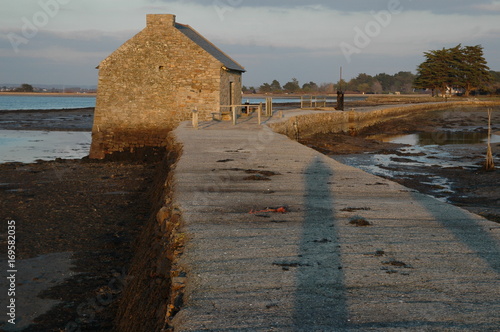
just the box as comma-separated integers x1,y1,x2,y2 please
0,0,499,87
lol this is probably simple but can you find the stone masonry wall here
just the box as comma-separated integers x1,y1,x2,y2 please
269,101,498,140
220,69,242,110
90,14,240,159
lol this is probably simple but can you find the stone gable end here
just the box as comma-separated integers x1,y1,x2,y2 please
89,14,244,159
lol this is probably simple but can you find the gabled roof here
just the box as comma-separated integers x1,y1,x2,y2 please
175,23,245,73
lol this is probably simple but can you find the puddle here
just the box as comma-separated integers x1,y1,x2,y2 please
0,130,91,163
368,131,500,146
332,128,498,202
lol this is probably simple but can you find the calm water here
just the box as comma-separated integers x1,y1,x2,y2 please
0,95,94,163
0,130,91,163
370,131,500,145
245,96,366,104
0,94,364,111
0,95,96,110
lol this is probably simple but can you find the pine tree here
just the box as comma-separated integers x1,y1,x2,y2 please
414,48,453,96
456,45,492,96
414,45,492,97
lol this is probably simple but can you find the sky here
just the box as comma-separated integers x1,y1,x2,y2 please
0,0,499,88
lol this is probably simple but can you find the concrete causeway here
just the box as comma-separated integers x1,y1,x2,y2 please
170,111,500,331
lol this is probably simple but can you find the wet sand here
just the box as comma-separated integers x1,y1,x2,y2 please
0,158,165,331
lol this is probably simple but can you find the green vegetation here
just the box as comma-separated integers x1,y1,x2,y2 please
414,45,492,97
244,71,418,95
245,45,500,96
14,83,34,92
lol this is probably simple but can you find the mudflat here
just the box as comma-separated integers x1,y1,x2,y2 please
300,106,500,223
0,158,163,331
0,108,94,131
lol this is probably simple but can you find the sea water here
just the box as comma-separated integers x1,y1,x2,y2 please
0,95,94,163
0,95,96,111
0,130,91,163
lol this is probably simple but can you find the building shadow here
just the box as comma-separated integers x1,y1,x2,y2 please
293,156,349,329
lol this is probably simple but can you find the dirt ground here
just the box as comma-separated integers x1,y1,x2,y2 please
300,106,500,223
0,157,164,331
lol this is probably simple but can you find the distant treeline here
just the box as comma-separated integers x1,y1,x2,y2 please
1,83,96,93
245,69,500,95
246,72,418,95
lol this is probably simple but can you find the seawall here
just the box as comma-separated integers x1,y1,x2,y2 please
112,135,185,332
269,101,500,139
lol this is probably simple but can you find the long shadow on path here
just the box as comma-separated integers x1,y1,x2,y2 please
293,156,349,330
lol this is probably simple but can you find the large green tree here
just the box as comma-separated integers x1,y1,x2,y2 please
283,78,300,93
414,45,491,96
456,45,492,96
414,47,457,96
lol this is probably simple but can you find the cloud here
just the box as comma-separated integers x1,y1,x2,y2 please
1,0,500,86
471,1,500,12
152,0,500,15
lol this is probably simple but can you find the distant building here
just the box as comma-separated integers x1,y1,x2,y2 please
89,14,245,159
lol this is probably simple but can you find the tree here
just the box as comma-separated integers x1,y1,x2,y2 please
414,45,491,96
371,81,383,94
456,45,492,96
374,73,394,92
302,81,318,93
392,71,416,93
270,80,282,93
283,78,300,93
345,73,377,93
334,79,348,92
15,83,34,92
414,47,456,96
486,71,500,95
318,82,335,94
259,83,272,93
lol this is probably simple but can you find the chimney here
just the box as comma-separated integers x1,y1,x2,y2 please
146,14,176,28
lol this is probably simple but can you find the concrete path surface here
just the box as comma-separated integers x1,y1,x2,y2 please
170,112,500,331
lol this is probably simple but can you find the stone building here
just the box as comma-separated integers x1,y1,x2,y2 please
89,14,245,159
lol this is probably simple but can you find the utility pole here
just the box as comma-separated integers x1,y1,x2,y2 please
336,66,345,111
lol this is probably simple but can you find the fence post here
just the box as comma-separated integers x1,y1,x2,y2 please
192,108,198,129
266,97,273,116
232,105,236,125
258,103,262,125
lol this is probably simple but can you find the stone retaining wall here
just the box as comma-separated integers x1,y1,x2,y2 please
270,101,500,139
113,136,185,332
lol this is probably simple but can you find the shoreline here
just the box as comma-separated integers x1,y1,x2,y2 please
0,92,96,97
0,107,94,132
0,107,94,113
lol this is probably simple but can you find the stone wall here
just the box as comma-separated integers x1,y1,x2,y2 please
220,69,242,109
270,101,498,139
89,14,242,159
113,137,185,331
